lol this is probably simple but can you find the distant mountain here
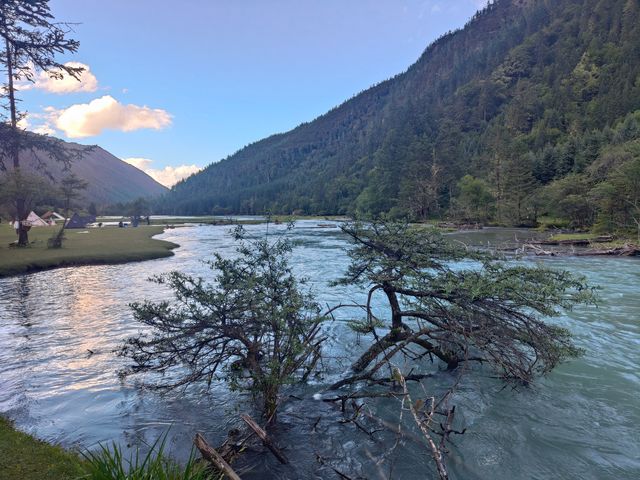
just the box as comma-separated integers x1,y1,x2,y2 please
14,139,167,205
160,0,640,230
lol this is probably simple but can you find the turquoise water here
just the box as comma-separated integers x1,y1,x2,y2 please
0,222,638,478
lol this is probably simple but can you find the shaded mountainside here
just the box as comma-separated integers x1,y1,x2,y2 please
15,141,167,205
161,0,640,229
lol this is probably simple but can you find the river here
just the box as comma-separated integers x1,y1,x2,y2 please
0,221,638,479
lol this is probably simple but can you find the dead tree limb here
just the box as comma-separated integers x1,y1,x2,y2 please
240,414,289,464
396,368,449,480
193,433,242,480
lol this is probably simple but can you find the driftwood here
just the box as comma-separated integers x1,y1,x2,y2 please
534,235,614,247
240,413,289,464
577,244,640,256
437,222,483,230
193,433,242,480
523,244,556,256
535,239,589,246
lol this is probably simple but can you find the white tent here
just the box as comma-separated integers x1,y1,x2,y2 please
24,211,49,227
41,211,66,225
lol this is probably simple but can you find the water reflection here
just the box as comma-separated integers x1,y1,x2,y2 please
0,221,638,479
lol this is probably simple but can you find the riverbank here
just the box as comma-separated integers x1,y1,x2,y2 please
0,416,85,480
0,225,178,278
534,232,640,256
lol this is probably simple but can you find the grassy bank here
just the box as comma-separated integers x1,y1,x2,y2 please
0,417,85,480
0,224,178,278
0,417,210,479
270,214,350,223
548,233,599,242
138,216,265,226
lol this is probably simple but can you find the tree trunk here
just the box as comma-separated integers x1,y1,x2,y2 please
263,383,279,423
5,38,28,246
351,329,456,373
352,330,407,372
18,224,29,246
383,283,403,334
5,38,18,133
240,414,288,464
16,197,29,246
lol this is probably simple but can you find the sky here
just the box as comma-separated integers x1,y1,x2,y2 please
17,0,487,187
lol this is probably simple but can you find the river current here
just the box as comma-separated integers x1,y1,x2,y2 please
0,221,638,479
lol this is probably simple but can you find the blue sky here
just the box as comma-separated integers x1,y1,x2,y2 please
18,0,486,186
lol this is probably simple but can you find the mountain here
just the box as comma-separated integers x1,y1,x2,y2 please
13,139,168,205
160,0,640,230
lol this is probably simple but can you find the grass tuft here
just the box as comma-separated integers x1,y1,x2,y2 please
82,433,211,480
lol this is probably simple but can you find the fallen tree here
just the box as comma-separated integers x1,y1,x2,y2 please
332,220,596,388
119,225,329,420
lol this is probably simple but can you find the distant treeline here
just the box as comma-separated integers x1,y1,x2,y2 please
152,0,640,233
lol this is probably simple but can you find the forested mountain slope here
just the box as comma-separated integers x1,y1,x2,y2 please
161,0,640,231
6,139,168,205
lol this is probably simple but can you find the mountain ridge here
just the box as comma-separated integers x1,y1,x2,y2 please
5,138,168,206
160,0,640,230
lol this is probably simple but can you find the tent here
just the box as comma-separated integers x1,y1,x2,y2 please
41,211,66,225
24,211,49,227
66,213,96,229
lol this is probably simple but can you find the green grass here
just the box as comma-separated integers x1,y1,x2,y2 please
1,417,213,480
536,216,571,231
548,233,599,241
0,224,178,278
269,214,350,223
0,416,85,480
82,435,211,480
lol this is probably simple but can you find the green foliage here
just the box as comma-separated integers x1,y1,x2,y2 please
595,154,640,239
120,225,327,418
82,433,209,480
337,220,595,382
129,197,151,218
1,0,86,245
59,173,88,216
453,175,494,222
347,317,385,335
0,169,56,219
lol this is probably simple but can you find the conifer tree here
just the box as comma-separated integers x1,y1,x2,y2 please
0,0,83,245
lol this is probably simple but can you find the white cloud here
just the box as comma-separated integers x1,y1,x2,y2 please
19,62,99,94
17,112,51,135
32,124,56,136
124,157,201,187
54,95,172,138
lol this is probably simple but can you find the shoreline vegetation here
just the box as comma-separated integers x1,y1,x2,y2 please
0,416,85,480
0,416,208,480
1,216,638,279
